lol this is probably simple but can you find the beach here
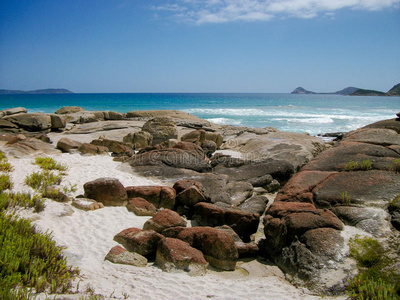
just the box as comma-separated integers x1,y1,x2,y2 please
4,148,334,300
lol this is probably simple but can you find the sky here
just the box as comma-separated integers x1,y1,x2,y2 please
0,0,399,93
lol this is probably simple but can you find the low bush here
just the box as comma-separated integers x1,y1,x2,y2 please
0,212,79,299
34,157,67,173
25,171,62,191
0,174,13,192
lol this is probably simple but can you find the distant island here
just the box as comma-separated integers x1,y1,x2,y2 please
291,86,359,95
0,88,73,95
291,83,400,96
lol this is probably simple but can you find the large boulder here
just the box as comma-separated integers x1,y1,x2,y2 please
162,226,239,271
123,131,153,149
78,143,109,155
192,202,260,242
142,117,178,145
126,197,157,216
113,227,164,257
129,148,212,173
57,137,83,153
5,137,61,156
225,181,253,206
143,209,187,233
156,238,208,276
125,186,176,209
55,106,85,114
83,177,127,206
90,138,132,156
105,245,147,267
1,107,28,116
4,113,51,131
48,114,67,130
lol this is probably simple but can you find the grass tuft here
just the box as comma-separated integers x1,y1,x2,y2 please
25,171,62,191
0,174,13,192
34,157,67,173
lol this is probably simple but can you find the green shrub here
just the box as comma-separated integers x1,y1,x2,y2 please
345,160,359,171
342,191,351,206
0,174,13,192
392,158,400,173
360,158,372,171
0,160,13,172
0,192,45,213
34,157,67,173
0,212,79,299
25,171,62,191
347,236,400,299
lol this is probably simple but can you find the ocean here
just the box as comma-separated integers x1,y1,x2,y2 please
0,93,398,136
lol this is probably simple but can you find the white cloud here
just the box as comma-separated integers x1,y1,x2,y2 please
151,0,400,24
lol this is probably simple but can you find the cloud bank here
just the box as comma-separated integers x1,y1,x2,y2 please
152,0,400,24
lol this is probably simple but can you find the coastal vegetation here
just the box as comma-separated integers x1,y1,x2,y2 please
0,151,78,299
347,236,400,299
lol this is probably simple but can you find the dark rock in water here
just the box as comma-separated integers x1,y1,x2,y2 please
114,227,164,257
83,177,127,206
161,226,239,271
143,209,187,233
142,117,178,145
125,186,176,209
156,237,208,276
192,202,259,242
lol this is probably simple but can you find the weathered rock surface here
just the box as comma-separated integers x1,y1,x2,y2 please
91,138,132,156
78,143,109,155
71,198,104,211
105,245,147,267
261,126,400,294
113,227,164,257
126,197,157,216
123,131,153,149
57,137,83,153
143,209,187,233
125,186,176,209
142,117,178,145
83,177,127,206
55,106,85,114
162,226,239,271
5,137,61,156
3,113,52,131
192,202,259,242
156,238,208,276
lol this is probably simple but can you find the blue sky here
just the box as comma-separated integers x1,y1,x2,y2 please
0,0,399,93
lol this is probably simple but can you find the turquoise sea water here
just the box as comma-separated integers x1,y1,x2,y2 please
0,93,398,136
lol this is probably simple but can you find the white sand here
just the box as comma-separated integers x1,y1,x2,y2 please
3,148,336,300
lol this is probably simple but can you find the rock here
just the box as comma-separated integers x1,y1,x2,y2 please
0,119,19,130
162,226,239,271
1,107,28,116
123,131,153,149
35,134,50,143
192,202,260,242
214,225,259,257
202,140,217,158
156,238,208,276
331,206,391,237
4,113,51,131
91,138,132,156
182,129,223,148
225,181,253,206
364,118,400,133
266,179,280,192
143,209,187,233
42,186,70,202
126,197,157,216
238,195,268,215
83,177,127,206
173,180,205,195
103,111,126,120
57,137,83,153
55,106,85,114
125,186,176,209
267,201,317,218
175,185,207,208
173,142,207,160
313,170,400,208
113,227,164,257
345,128,400,146
142,117,178,145
213,157,295,184
5,134,26,145
78,143,109,155
247,174,273,187
5,138,61,156
71,198,104,211
129,148,211,173
48,114,66,130
105,245,147,267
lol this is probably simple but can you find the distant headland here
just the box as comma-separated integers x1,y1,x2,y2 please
0,88,73,95
291,83,400,96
